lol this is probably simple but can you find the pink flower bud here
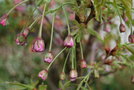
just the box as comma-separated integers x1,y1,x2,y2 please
44,52,53,63
0,14,8,26
38,69,48,80
64,35,74,48
80,59,87,69
60,72,66,80
22,28,30,37
120,23,126,32
70,69,78,81
15,33,27,46
128,35,134,43
32,37,45,52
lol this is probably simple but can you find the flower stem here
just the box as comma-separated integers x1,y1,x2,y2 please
7,0,28,15
71,48,75,69
80,41,84,59
62,49,70,72
47,47,67,70
28,16,41,29
49,13,56,52
77,72,91,90
62,6,71,35
38,4,46,38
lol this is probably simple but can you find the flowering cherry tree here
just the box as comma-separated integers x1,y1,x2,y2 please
0,0,134,90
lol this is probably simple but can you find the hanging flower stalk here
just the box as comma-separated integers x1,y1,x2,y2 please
32,4,46,52
44,13,56,63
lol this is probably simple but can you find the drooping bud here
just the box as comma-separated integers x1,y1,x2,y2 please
70,69,78,81
22,28,30,37
0,14,8,26
15,28,30,46
15,33,27,46
64,35,74,48
38,69,48,80
44,52,53,63
128,35,134,43
32,37,45,52
60,72,66,80
119,23,126,32
80,59,87,69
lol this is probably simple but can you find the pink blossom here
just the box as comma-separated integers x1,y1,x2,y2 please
44,52,53,63
64,35,74,48
38,69,48,80
70,69,78,81
80,59,87,69
0,19,7,26
15,33,27,46
22,28,30,37
32,37,45,52
0,14,8,26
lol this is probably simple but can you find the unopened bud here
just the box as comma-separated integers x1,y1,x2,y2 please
70,69,78,81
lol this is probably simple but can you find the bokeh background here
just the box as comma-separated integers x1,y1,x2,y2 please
0,0,134,90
